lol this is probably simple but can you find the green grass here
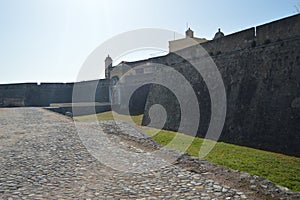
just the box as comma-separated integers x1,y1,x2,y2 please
75,111,143,125
75,111,300,192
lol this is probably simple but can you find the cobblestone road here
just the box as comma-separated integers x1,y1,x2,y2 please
0,108,298,199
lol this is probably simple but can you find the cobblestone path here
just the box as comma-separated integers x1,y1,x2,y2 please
0,108,298,199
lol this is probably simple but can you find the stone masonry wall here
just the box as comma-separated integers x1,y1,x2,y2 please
142,31,300,157
202,28,255,55
0,79,110,107
256,14,300,45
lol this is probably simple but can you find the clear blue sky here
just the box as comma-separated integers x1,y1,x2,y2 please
0,0,299,83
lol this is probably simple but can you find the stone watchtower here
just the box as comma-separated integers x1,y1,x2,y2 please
185,27,194,38
105,55,113,79
213,28,225,39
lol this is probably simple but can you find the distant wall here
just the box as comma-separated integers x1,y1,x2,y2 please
72,79,110,103
0,79,110,107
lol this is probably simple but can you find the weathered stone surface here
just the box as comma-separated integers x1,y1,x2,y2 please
0,79,110,107
143,32,300,157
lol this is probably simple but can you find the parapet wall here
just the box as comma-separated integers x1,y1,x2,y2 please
202,28,255,55
256,14,300,45
200,14,300,55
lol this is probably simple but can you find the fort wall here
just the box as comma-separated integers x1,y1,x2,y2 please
256,14,300,45
142,14,300,156
202,28,255,55
0,79,110,107
199,14,300,55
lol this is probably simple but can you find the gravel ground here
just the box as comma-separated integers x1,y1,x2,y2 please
0,107,299,199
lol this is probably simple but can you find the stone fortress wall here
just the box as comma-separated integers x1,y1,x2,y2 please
142,14,300,157
0,79,110,107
